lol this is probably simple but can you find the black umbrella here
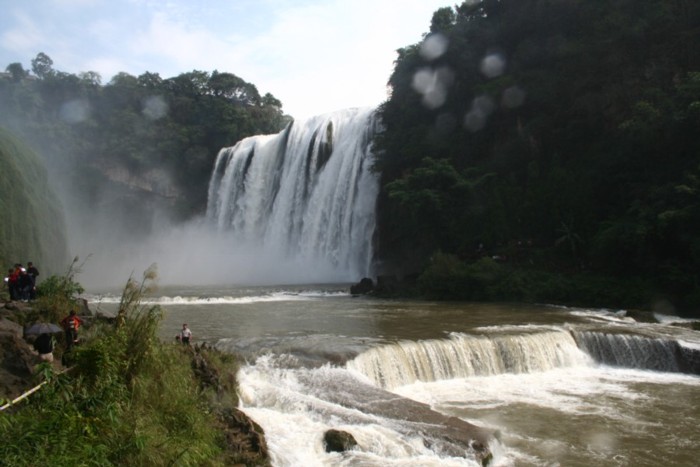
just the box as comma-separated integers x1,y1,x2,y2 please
25,322,63,335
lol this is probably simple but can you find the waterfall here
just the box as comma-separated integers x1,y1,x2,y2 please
348,329,700,390
347,331,592,390
572,331,700,374
206,107,380,282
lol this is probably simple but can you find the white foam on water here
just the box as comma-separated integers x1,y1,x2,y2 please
394,366,700,464
395,367,663,417
567,308,634,324
237,356,486,466
678,339,700,351
83,290,343,305
654,313,699,324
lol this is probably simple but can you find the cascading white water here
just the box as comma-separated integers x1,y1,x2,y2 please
206,107,380,282
572,331,685,372
347,330,593,390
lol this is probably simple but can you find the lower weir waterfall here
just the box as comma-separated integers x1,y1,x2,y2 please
206,107,380,282
347,328,700,391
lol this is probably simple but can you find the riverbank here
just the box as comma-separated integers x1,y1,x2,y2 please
364,255,700,319
0,287,271,466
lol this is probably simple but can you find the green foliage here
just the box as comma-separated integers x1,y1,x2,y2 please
0,267,234,466
376,0,700,314
417,252,655,309
0,54,289,219
30,257,86,325
0,127,68,273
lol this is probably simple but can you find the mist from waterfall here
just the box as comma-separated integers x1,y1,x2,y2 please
67,107,380,289
205,107,380,284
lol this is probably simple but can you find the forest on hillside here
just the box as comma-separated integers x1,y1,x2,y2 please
3,0,700,314
0,54,289,219
374,0,700,314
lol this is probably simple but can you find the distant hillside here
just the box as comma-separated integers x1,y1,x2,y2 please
0,127,68,274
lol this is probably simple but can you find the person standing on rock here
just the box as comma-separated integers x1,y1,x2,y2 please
18,269,33,302
26,261,39,300
8,265,20,300
61,310,83,350
180,323,192,345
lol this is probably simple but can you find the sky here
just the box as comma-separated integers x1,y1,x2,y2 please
0,0,452,120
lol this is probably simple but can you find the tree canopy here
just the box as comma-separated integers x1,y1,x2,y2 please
375,0,700,313
0,56,289,219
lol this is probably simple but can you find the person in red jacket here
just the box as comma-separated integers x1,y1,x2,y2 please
8,265,21,300
61,310,83,349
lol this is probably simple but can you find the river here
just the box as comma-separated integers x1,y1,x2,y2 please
87,283,700,466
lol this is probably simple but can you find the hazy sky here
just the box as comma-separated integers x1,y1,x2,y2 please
0,0,450,119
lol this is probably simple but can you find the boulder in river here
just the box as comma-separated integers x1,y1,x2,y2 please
324,429,358,453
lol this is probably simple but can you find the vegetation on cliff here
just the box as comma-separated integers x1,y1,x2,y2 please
0,127,68,271
1,55,289,220
375,0,700,315
0,266,269,466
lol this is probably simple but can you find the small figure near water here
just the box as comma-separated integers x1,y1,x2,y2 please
61,310,83,350
180,323,192,345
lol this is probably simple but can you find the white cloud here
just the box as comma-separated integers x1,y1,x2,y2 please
0,0,448,119
129,12,232,70
0,10,46,55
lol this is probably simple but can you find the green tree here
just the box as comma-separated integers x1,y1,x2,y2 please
5,62,27,81
30,52,53,78
374,0,700,312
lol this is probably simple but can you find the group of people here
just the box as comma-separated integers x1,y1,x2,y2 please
30,310,83,364
4,262,39,301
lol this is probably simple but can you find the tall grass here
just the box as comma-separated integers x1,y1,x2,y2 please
0,266,233,466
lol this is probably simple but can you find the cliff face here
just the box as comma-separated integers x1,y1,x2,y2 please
95,162,183,201
0,127,69,273
0,307,36,400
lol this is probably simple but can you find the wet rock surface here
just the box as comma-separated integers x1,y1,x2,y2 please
297,369,494,464
324,429,358,453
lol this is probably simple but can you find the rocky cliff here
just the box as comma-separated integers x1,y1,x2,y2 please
0,127,69,273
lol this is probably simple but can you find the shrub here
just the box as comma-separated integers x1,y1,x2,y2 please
31,257,86,325
0,265,227,466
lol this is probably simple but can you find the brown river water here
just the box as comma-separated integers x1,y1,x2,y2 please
87,284,700,466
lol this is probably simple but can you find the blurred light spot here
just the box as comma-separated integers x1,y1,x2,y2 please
463,95,495,132
412,66,454,109
421,33,449,61
464,109,486,132
502,86,526,108
59,99,90,123
412,67,435,94
142,95,168,120
480,53,506,78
